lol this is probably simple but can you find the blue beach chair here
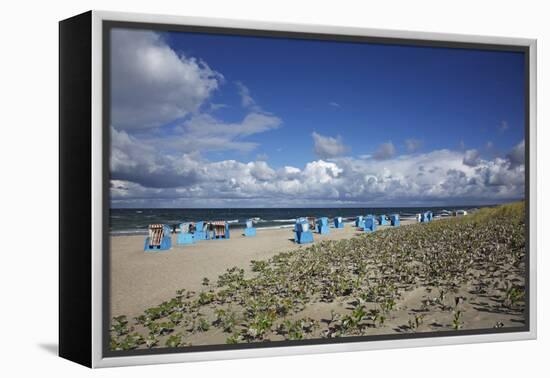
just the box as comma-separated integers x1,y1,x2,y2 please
421,212,433,223
244,219,256,237
193,221,210,240
355,215,364,228
334,216,344,229
364,216,376,232
294,218,314,244
144,224,172,251
176,222,195,245
316,217,330,234
390,214,400,227
378,214,389,225
193,221,211,240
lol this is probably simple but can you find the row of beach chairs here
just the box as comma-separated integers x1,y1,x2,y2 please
144,220,232,251
355,214,400,229
145,213,412,250
293,214,400,244
144,219,261,251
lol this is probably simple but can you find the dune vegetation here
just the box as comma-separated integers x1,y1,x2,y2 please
110,202,526,351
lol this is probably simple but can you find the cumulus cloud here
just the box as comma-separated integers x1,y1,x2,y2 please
111,144,525,208
111,29,223,130
312,132,350,158
110,128,202,188
405,139,423,153
110,111,282,188
329,102,340,108
463,149,481,167
373,142,396,160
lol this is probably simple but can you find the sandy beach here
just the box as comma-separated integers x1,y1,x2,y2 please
110,221,414,318
109,205,525,350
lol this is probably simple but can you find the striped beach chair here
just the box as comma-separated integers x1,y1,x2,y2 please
355,215,364,228
334,216,344,228
211,221,230,239
144,224,172,251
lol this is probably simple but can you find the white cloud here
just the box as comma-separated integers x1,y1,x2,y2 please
373,141,396,160
111,29,223,130
111,142,525,208
110,127,202,188
312,132,350,158
249,161,275,181
173,112,282,153
329,102,340,108
463,149,481,167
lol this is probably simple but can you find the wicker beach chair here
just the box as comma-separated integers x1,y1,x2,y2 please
177,222,195,245
316,217,330,234
211,221,230,239
334,216,344,228
244,219,256,237
294,218,314,244
193,221,210,240
378,214,389,225
390,214,400,226
364,216,376,232
144,224,172,251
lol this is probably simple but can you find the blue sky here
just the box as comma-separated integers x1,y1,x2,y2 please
109,28,526,208
164,32,524,167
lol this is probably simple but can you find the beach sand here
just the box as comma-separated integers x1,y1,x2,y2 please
110,221,414,318
109,208,526,349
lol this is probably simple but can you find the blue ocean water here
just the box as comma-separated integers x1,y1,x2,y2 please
110,206,482,235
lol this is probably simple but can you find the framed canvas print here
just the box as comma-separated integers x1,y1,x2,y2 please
59,10,537,368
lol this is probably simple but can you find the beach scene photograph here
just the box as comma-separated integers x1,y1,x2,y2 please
108,27,527,351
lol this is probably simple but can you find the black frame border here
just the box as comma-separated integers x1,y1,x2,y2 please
59,11,93,367
101,19,531,359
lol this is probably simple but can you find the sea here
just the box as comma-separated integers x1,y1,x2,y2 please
110,206,483,235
